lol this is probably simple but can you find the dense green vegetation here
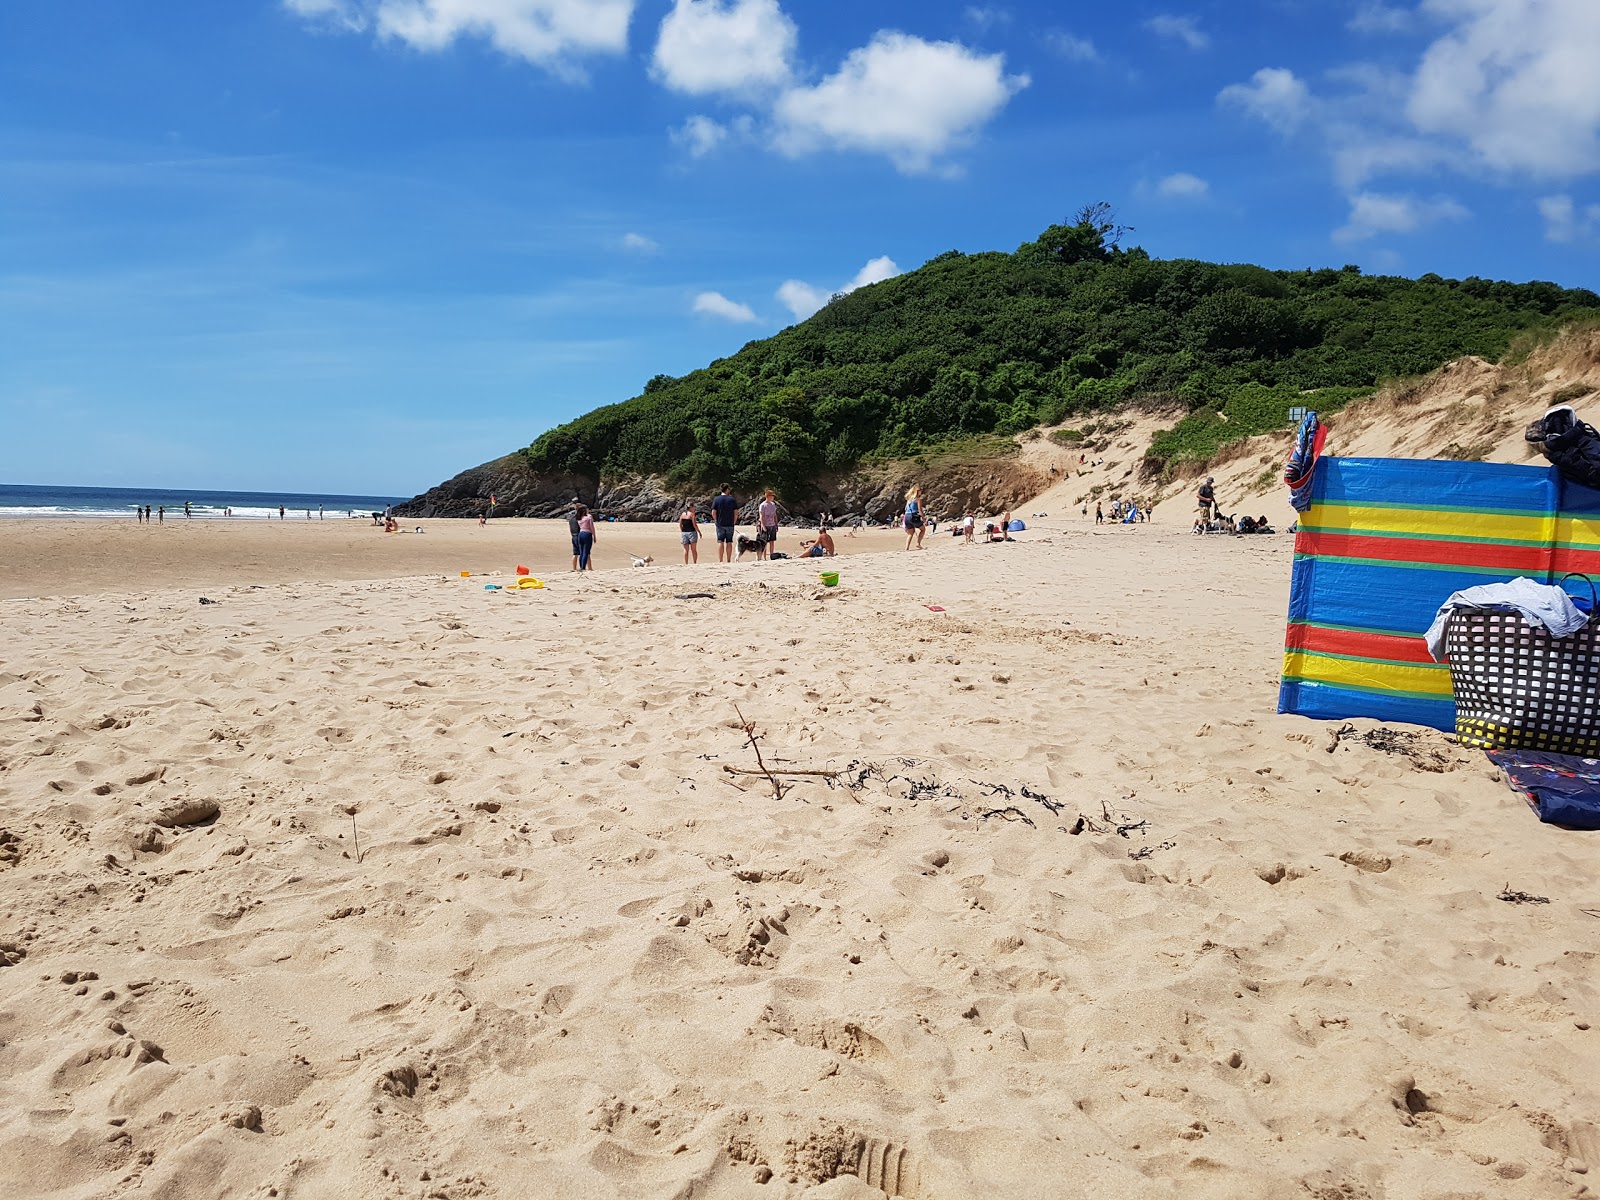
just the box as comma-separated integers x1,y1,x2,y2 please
525,207,1600,490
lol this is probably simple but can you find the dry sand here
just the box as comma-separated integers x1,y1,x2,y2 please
2,516,1598,1199
0,517,897,602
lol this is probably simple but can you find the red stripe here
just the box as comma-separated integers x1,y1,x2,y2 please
1284,623,1436,664
1551,547,1600,575
1296,531,1550,572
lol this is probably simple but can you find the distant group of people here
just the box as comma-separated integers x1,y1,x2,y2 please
1089,498,1148,524
134,501,313,522
548,483,1048,571
665,485,836,566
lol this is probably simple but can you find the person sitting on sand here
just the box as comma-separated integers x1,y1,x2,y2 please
800,525,836,558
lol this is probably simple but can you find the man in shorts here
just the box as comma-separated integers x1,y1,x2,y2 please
711,484,738,563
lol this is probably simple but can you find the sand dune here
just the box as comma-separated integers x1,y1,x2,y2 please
3,519,1597,1198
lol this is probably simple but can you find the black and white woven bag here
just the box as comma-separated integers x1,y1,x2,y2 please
1445,576,1600,755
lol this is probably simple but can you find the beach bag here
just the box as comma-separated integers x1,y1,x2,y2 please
1487,749,1600,829
1446,575,1600,755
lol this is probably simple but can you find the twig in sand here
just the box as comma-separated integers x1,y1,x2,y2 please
977,806,1035,826
722,766,841,779
339,804,363,863
1498,883,1550,905
733,704,788,802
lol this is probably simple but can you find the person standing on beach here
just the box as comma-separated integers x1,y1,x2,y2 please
757,490,779,561
278,505,286,521
711,484,737,563
1196,477,1218,522
576,504,596,571
903,485,926,550
679,501,701,565
157,505,165,523
567,505,582,571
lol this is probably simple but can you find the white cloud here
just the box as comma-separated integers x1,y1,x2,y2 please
1044,30,1097,61
772,33,1027,174
651,0,796,96
620,232,659,253
1144,14,1208,50
284,0,367,28
1539,195,1600,243
964,6,1011,32
1408,0,1600,177
1334,191,1469,241
776,254,901,321
1156,172,1209,199
671,114,731,156
774,279,829,321
1348,3,1416,34
693,291,760,322
1219,67,1313,134
281,0,633,73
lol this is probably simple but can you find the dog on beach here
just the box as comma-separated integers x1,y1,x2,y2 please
736,535,763,559
630,555,654,568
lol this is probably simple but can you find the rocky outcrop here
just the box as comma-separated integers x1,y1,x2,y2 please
394,450,1050,523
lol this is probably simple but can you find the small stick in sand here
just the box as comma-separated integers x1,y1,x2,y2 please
722,766,841,779
732,704,788,802
341,804,362,863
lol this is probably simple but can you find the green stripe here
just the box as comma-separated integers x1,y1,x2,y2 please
1280,676,1454,704
1297,524,1548,550
1313,498,1550,519
1293,553,1525,576
1283,648,1448,671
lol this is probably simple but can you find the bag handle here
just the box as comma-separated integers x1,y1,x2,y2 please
1560,571,1598,611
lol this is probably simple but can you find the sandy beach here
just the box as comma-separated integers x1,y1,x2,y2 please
2,515,1598,1199
0,517,897,602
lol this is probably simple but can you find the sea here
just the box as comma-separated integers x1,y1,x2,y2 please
0,483,410,521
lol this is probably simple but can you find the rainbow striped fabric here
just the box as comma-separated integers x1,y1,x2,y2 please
1279,457,1600,730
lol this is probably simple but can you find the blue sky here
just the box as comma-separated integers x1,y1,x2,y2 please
4,0,1599,494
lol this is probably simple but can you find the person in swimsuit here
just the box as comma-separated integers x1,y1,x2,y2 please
679,502,701,564
903,485,926,550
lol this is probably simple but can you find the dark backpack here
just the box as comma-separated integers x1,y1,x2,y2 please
1528,406,1600,490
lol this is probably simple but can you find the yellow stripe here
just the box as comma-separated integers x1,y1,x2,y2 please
1555,514,1600,550
1307,503,1552,544
1281,651,1454,696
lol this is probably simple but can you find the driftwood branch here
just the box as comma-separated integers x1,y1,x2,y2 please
732,704,788,802
722,766,841,779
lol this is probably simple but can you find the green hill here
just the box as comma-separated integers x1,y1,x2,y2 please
408,207,1600,516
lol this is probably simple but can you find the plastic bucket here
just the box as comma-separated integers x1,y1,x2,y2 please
819,571,839,587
